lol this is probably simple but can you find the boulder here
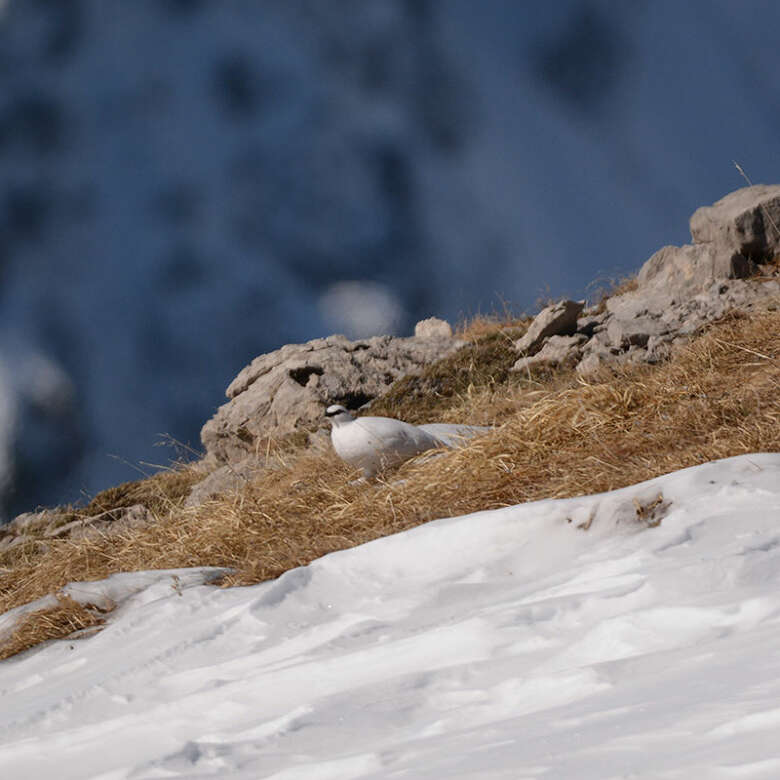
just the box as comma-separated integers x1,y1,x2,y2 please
514,300,584,355
1,509,57,536
513,334,587,373
632,185,780,310
570,186,780,377
605,315,668,349
183,456,276,507
575,352,604,378
690,184,780,258
0,503,154,551
576,311,609,338
575,331,620,377
201,325,464,466
45,504,152,540
414,317,454,339
636,243,752,307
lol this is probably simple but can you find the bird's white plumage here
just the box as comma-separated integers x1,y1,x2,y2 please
325,404,488,477
417,422,492,448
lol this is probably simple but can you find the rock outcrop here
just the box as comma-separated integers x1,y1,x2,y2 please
3,185,779,533
200,323,464,467
690,185,780,258
514,300,584,355
0,504,152,553
513,186,780,376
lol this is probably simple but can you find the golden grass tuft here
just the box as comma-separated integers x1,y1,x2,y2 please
1,305,779,657
456,311,530,341
0,595,108,661
80,466,204,518
367,325,529,424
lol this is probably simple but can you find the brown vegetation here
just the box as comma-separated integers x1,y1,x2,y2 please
81,467,204,519
0,595,108,661
366,325,527,423
1,304,779,658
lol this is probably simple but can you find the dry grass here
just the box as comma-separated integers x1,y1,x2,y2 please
1,305,779,658
79,466,203,519
0,595,108,661
6,466,205,541
367,325,529,424
456,311,530,341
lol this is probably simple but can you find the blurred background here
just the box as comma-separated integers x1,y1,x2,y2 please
0,0,779,518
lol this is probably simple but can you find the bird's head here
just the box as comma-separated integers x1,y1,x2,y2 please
324,404,355,427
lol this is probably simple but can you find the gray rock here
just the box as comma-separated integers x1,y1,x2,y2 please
576,312,609,337
512,334,587,372
45,504,152,540
606,315,667,349
575,352,605,378
0,534,26,554
414,317,454,340
514,300,585,355
0,503,153,549
635,243,748,307
690,184,780,258
202,332,464,466
631,186,780,312
3,509,56,536
575,331,622,377
185,457,268,507
645,335,675,364
578,273,779,376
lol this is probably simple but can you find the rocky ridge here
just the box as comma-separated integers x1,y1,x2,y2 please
2,185,779,552
512,186,780,376
192,320,463,505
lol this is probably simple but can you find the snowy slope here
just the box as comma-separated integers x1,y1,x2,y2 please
1,454,780,778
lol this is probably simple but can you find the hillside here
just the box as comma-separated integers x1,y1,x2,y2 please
1,184,779,663
0,187,779,776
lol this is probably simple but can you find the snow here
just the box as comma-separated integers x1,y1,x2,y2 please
1,454,780,778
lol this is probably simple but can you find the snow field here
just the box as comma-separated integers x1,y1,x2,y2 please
0,454,779,778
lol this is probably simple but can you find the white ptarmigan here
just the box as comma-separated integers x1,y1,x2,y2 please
325,404,489,477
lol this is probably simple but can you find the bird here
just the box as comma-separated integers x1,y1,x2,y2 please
324,404,489,477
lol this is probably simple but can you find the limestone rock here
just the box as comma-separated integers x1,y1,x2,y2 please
0,503,153,550
184,457,267,507
414,317,454,340
636,243,751,306
633,186,780,310
645,335,675,364
605,315,668,349
513,334,587,372
575,352,605,378
201,332,464,466
570,186,780,378
576,311,609,337
2,509,57,536
690,184,780,258
514,300,584,355
45,504,152,540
